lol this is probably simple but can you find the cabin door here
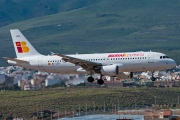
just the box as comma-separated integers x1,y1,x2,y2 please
148,52,154,63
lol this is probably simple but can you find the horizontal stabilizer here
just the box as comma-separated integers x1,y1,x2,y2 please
2,57,28,63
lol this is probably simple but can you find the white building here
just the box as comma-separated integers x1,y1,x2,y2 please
0,74,5,84
45,74,61,86
13,75,22,84
45,79,60,86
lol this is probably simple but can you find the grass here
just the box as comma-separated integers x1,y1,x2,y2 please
0,87,180,119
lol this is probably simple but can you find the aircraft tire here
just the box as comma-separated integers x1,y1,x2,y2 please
97,79,104,85
87,76,94,83
151,77,156,81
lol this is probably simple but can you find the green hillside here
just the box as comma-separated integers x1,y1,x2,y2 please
0,0,100,26
0,0,180,66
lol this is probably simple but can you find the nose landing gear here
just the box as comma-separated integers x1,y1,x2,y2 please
151,71,156,81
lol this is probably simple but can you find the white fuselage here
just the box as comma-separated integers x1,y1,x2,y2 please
8,51,176,75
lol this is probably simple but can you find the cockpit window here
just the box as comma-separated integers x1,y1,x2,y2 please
160,56,170,59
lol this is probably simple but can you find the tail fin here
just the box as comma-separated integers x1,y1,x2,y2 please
10,29,42,58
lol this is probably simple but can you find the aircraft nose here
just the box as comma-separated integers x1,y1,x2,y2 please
167,59,176,68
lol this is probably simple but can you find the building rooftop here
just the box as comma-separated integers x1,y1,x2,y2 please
59,114,144,120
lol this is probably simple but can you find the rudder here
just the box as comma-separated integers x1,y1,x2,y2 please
10,29,42,58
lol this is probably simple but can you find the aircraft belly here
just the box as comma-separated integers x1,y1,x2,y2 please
124,62,160,72
123,61,145,72
43,66,79,74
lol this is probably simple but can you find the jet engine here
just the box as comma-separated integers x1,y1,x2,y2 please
100,64,118,76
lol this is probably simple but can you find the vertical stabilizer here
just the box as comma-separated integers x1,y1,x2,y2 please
10,29,42,58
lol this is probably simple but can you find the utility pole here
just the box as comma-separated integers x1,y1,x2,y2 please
118,98,120,110
73,107,74,120
94,101,95,114
86,103,88,115
79,105,80,116
154,96,157,105
58,106,60,120
41,106,43,120
135,97,137,109
104,100,106,112
65,108,66,118
50,110,52,120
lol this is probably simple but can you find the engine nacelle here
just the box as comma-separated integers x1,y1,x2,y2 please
100,64,118,76
116,72,133,79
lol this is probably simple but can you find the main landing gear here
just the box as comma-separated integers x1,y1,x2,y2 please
97,75,104,85
87,76,94,83
87,75,104,85
151,71,156,81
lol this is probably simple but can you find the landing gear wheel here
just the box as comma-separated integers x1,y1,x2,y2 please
87,76,94,83
151,71,156,81
151,77,156,81
97,79,104,85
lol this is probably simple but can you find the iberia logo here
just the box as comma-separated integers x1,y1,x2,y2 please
108,53,127,57
15,41,30,53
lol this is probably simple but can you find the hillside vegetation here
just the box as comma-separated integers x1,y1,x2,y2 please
0,0,180,66
0,87,180,119
0,0,99,26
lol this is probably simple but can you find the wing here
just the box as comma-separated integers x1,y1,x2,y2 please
55,53,102,73
2,57,28,63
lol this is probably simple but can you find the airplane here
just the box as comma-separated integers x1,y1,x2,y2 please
3,29,176,85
